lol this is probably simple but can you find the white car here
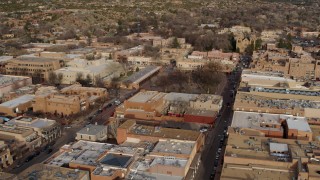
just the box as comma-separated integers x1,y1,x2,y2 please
200,127,208,133
114,100,121,105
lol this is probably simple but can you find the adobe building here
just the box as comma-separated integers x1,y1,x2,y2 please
251,46,320,80
220,127,320,180
5,57,63,83
33,93,85,116
115,91,222,124
231,111,284,138
19,164,90,180
0,94,35,116
76,124,108,142
231,111,313,140
0,141,13,171
6,116,61,144
33,84,107,116
0,124,42,152
60,83,108,100
116,119,205,152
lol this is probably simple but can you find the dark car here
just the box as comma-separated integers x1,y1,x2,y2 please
210,173,215,179
35,151,41,156
25,155,34,162
47,148,53,154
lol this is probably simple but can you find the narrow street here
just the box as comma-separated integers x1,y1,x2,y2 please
194,63,243,180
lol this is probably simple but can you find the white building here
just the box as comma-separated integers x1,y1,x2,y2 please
76,124,108,142
55,59,124,85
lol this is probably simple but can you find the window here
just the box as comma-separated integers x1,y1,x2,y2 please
89,136,91,140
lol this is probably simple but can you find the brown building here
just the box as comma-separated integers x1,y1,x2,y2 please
33,84,107,116
60,83,108,100
33,93,85,116
0,124,41,152
231,111,312,140
116,119,204,150
5,57,63,83
19,164,90,180
6,116,61,144
113,45,144,60
0,141,13,171
220,127,320,180
0,94,35,116
233,88,320,118
251,46,320,80
115,91,222,124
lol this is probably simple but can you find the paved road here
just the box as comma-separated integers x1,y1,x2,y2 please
195,70,241,180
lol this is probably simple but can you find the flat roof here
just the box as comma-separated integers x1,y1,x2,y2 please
307,164,320,178
6,117,56,129
77,124,106,135
118,119,136,129
0,75,30,87
15,56,59,62
287,118,312,132
47,141,114,166
92,167,118,177
234,92,320,110
269,142,289,152
128,91,163,103
185,109,216,117
150,157,187,168
0,124,34,136
152,140,195,155
0,94,35,108
128,123,200,141
231,111,283,131
123,66,161,84
221,164,295,180
0,56,13,62
72,149,101,166
19,164,89,180
164,92,198,102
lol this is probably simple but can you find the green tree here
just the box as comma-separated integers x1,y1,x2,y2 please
255,39,263,50
170,37,181,48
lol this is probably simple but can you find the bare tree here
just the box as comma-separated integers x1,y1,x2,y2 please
118,56,130,76
48,72,58,85
94,76,105,88
57,73,63,85
192,62,223,93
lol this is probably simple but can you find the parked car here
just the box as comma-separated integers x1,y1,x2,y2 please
210,173,215,179
199,127,208,133
35,151,40,156
25,155,34,162
114,100,121,105
47,148,53,154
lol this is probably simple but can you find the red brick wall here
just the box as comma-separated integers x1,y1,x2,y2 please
184,114,215,124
